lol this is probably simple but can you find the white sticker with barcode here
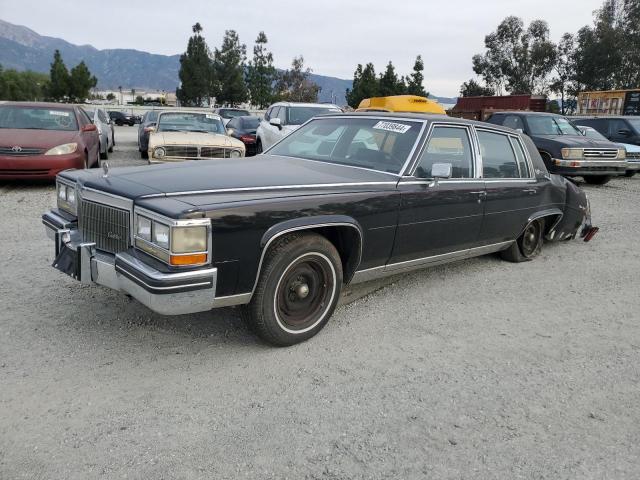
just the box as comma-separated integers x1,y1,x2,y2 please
372,121,411,134
50,110,70,117
205,114,216,119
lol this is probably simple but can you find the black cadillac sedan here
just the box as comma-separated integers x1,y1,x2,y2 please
43,113,596,346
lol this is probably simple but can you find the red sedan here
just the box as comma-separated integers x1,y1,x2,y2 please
0,102,100,180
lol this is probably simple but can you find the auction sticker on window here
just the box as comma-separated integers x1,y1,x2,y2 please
372,121,411,134
49,110,70,117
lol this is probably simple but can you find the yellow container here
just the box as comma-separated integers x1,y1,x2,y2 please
356,95,446,114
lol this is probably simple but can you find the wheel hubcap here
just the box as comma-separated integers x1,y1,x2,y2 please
521,223,540,257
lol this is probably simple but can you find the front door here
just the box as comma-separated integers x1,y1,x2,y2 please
390,124,485,265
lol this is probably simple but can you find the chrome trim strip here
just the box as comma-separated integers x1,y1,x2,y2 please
80,187,134,211
350,241,514,284
212,293,252,307
116,252,216,282
249,222,364,299
140,182,398,199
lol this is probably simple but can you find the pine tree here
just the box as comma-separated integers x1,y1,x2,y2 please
214,30,248,106
275,56,320,103
177,23,214,107
406,55,428,97
68,61,97,103
345,63,378,108
379,61,401,96
246,31,276,108
49,50,69,102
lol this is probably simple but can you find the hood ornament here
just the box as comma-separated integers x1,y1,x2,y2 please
102,161,109,178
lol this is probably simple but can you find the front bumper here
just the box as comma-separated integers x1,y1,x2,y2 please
43,210,224,316
0,153,84,179
625,158,640,171
551,158,626,176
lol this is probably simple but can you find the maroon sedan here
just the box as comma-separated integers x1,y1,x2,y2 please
0,102,100,180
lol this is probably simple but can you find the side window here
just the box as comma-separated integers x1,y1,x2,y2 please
510,137,531,178
98,110,109,123
477,130,519,179
227,118,238,129
415,126,473,179
277,107,287,124
270,107,281,122
264,107,273,121
503,115,524,131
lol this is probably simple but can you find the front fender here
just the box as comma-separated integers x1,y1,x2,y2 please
260,215,363,248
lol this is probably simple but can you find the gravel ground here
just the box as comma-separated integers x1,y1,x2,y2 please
1,126,639,479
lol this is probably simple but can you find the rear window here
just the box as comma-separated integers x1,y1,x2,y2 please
219,109,250,119
242,117,260,129
287,107,342,126
0,106,78,131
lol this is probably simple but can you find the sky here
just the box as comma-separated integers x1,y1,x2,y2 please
0,0,605,97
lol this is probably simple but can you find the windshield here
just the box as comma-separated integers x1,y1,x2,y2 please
157,112,225,134
0,106,78,131
580,127,608,142
268,117,422,174
219,109,250,119
527,116,581,136
287,107,342,125
626,119,640,132
145,111,159,122
242,117,260,129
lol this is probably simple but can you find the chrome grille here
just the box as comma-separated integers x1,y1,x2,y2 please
583,148,618,159
626,152,640,160
78,200,130,254
0,146,44,156
164,146,198,158
200,146,227,158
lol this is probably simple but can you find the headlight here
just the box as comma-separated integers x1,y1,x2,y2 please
618,148,627,159
230,149,242,158
137,216,152,241
45,143,78,156
171,226,207,253
153,147,166,158
56,181,77,214
153,223,170,249
561,148,584,160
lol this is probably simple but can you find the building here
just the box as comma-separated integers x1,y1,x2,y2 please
450,95,546,121
577,89,640,116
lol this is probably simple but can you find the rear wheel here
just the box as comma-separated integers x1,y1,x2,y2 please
500,219,544,263
584,175,611,185
256,138,263,154
242,233,343,347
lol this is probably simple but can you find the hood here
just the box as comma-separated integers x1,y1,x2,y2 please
531,134,618,149
0,129,79,149
61,154,397,208
150,131,238,147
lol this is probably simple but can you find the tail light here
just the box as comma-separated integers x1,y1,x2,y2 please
240,135,256,143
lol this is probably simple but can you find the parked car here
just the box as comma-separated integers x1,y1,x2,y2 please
486,111,626,185
226,115,260,156
577,125,640,177
214,107,251,126
83,107,114,160
573,116,640,146
43,113,597,346
0,101,100,180
108,111,136,126
147,110,245,162
137,110,161,159
256,102,342,152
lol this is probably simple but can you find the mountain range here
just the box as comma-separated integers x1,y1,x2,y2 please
0,19,456,106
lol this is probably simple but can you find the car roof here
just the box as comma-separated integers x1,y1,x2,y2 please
320,111,519,134
0,101,76,109
269,102,341,109
490,111,561,117
158,110,222,118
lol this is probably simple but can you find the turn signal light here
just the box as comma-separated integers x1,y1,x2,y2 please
170,253,208,266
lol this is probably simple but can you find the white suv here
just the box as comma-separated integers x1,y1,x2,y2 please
256,102,342,152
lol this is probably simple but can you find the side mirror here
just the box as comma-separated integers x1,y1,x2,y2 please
226,128,234,135
270,117,283,129
430,163,452,187
144,124,156,133
81,124,97,132
618,128,632,137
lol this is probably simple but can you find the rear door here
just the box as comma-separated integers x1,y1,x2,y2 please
475,128,545,244
390,123,485,264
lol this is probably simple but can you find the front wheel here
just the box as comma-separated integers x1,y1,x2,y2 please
500,219,544,263
242,233,343,346
584,175,611,185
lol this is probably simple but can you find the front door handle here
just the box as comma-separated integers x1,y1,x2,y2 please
523,188,537,195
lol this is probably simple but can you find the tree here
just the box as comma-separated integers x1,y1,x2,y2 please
472,16,557,94
213,30,248,106
275,56,320,103
345,63,379,108
68,61,97,103
379,61,401,96
459,78,495,97
177,23,214,107
550,33,577,114
0,67,49,101
406,55,428,97
49,49,69,101
246,31,277,108
135,95,145,105
106,92,116,102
